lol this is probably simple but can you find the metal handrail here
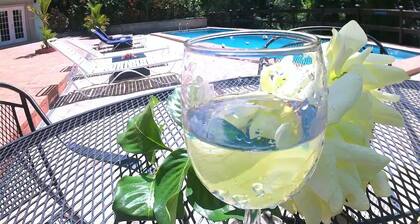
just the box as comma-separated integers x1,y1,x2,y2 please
289,26,389,55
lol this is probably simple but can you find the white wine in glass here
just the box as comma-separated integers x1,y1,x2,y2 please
182,31,327,223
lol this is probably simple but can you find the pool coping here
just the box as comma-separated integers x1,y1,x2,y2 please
151,26,249,43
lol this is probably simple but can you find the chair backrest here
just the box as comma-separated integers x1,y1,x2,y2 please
94,26,111,39
289,26,389,55
0,83,52,147
91,29,111,44
48,38,96,75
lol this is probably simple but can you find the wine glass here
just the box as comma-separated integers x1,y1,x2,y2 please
181,30,327,224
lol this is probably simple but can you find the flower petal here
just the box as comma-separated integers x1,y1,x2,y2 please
343,91,372,122
370,89,400,102
326,28,339,62
339,20,368,54
307,142,336,201
371,95,404,126
274,122,301,149
293,188,323,224
327,72,363,124
370,170,392,197
350,64,408,89
365,53,395,65
338,169,370,211
332,121,369,146
329,139,390,174
341,47,372,74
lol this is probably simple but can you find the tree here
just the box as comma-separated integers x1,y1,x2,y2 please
28,0,56,48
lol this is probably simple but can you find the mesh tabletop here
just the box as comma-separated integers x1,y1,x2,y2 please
0,78,419,224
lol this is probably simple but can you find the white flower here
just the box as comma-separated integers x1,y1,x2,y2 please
261,20,408,224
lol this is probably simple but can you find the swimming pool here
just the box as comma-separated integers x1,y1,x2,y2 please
166,28,420,60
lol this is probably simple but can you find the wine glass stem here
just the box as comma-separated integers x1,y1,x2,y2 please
244,209,261,224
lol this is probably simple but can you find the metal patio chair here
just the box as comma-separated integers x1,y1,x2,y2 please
0,83,51,147
257,25,390,76
0,83,138,222
0,83,85,223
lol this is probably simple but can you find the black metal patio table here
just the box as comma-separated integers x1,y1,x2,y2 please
0,77,419,224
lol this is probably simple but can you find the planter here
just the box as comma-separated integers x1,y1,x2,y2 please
35,47,56,54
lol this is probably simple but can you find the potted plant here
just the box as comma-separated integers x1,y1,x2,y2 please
83,2,110,32
28,0,57,54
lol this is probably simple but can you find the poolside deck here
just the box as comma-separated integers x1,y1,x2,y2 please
0,35,184,132
393,55,420,76
0,41,71,133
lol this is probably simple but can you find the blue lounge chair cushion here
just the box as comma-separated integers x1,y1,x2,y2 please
91,29,133,47
94,26,132,40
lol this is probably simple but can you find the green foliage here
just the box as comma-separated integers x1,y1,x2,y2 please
113,175,155,221
113,97,242,223
153,149,190,224
117,96,170,163
48,7,69,32
186,168,244,221
28,0,52,26
28,0,56,48
40,27,56,48
113,152,188,223
83,2,110,31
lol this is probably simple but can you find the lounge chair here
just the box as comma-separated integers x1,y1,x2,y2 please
91,28,132,48
91,28,145,50
94,26,132,41
66,38,167,60
48,38,181,96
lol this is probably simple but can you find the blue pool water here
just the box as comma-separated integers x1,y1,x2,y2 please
166,28,419,60
371,47,418,60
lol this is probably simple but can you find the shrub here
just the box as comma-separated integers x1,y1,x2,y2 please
27,0,51,26
40,27,56,48
83,2,110,31
28,0,56,48
48,7,69,33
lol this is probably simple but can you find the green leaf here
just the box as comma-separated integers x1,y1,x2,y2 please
154,149,191,224
117,96,169,163
40,0,52,14
166,88,183,126
113,175,155,222
186,167,244,222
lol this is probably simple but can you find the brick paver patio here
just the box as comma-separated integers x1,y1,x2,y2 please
0,41,72,133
